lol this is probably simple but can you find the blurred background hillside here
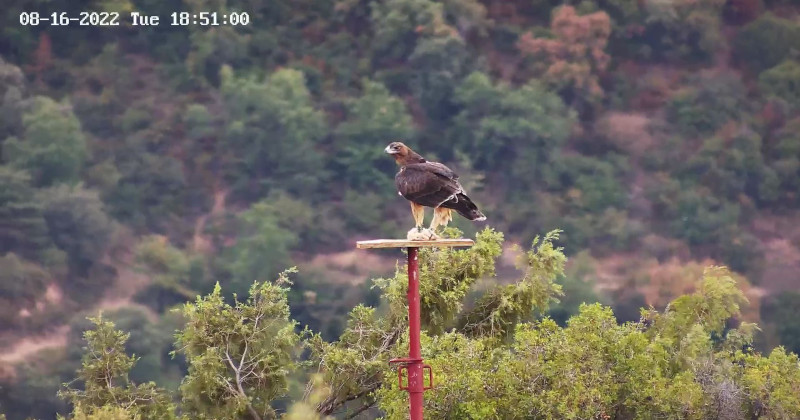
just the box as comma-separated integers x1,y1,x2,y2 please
1,0,800,418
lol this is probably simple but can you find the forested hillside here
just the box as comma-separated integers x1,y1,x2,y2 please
1,0,800,418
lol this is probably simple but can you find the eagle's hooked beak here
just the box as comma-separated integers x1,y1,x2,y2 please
385,145,399,154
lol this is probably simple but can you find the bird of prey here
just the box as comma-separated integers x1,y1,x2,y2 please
385,141,486,240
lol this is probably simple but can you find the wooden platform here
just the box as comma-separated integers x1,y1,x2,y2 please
356,239,474,249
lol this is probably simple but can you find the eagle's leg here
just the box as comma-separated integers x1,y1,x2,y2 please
407,202,437,240
428,207,451,237
411,202,425,231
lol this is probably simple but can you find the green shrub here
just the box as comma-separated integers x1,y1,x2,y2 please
369,0,450,65
105,152,190,232
761,119,800,205
668,187,741,246
0,253,50,326
39,185,114,275
549,153,630,212
562,208,644,252
547,251,604,325
629,0,725,62
761,292,800,355
333,79,415,191
409,34,475,122
3,97,88,187
451,72,575,174
222,200,298,297
717,227,764,275
759,60,800,109
186,27,251,87
733,13,800,72
682,128,766,201
666,72,747,136
0,166,52,261
221,67,327,200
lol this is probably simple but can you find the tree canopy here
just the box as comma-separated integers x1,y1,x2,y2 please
12,229,794,420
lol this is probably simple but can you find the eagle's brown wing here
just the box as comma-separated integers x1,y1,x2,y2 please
396,162,463,208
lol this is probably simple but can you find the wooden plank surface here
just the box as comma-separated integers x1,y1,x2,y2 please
356,239,474,249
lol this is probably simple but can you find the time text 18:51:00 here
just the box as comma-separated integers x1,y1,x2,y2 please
19,11,250,26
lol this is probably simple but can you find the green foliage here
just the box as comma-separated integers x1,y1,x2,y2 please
548,152,630,212
646,166,766,272
309,227,507,415
759,60,800,110
60,404,138,420
105,152,188,232
50,229,800,420
376,265,798,419
561,208,645,252
224,200,298,297
738,347,800,418
660,184,741,245
439,0,491,38
7,1,800,418
459,230,565,339
103,307,181,388
383,228,505,333
647,266,748,339
307,304,399,416
183,104,215,141
333,79,414,190
763,118,800,205
666,72,748,136
221,67,326,198
337,79,413,144
39,184,113,276
761,292,800,355
594,0,644,27
513,152,635,251
0,166,52,261
682,127,766,201
59,315,176,420
624,0,726,62
717,227,764,275
174,271,300,420
408,34,475,122
283,375,333,420
133,235,198,312
0,57,26,141
3,360,70,420
733,12,800,72
547,251,604,324
0,253,50,325
369,0,451,65
4,97,88,187
187,27,250,86
451,72,575,174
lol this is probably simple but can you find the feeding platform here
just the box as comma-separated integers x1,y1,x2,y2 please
356,238,474,249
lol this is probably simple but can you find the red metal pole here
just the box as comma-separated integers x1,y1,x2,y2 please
407,247,424,420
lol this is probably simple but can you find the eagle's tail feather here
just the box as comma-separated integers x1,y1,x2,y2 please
444,193,486,221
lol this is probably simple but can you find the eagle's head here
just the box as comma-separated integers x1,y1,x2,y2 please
385,141,424,165
384,141,408,156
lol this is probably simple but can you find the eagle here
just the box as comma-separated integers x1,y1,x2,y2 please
385,141,486,240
